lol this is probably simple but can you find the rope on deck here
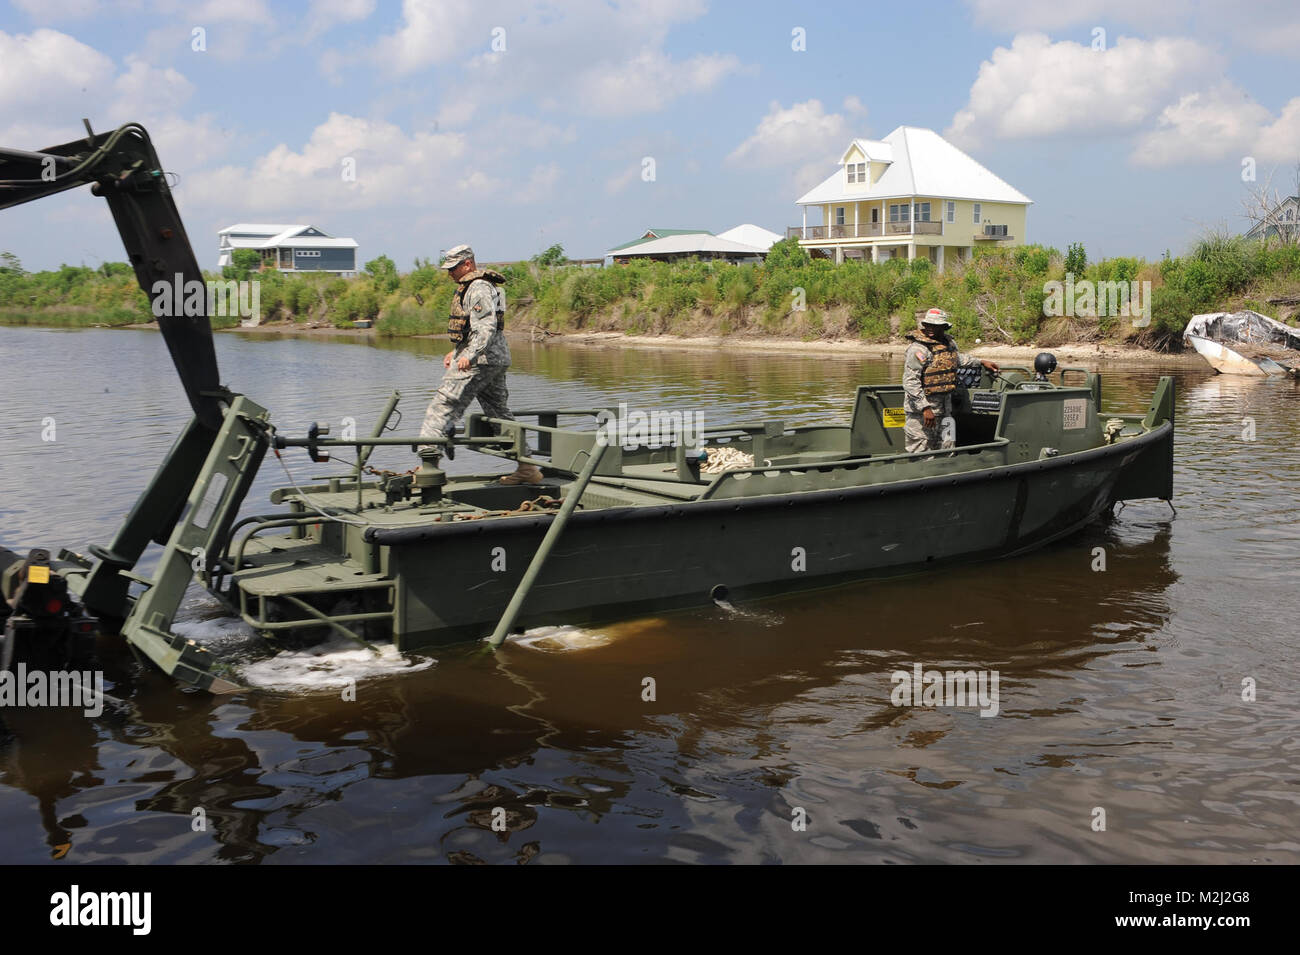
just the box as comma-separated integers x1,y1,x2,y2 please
701,446,760,474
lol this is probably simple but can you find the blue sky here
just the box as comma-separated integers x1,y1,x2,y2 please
2,0,1298,271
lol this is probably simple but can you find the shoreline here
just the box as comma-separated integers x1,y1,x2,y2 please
223,321,1202,365
8,317,1205,366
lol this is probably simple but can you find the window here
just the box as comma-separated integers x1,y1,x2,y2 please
295,249,321,257
973,203,981,224
889,203,910,223
913,202,931,222
946,201,955,223
846,162,866,183
835,207,846,225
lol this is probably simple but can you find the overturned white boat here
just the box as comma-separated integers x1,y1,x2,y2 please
1184,309,1300,377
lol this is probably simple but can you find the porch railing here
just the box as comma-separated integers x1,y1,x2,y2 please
788,219,943,240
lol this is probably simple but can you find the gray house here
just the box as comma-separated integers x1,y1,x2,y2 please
218,223,359,275
1245,196,1299,243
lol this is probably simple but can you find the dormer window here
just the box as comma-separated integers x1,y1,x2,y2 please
846,162,866,184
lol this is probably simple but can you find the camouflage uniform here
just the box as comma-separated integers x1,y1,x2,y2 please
420,248,516,444
902,323,983,453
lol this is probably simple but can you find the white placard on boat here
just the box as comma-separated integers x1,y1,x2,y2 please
1062,398,1087,430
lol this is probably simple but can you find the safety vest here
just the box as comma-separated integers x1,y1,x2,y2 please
908,333,959,396
448,269,506,346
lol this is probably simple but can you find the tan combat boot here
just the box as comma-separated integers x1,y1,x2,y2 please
499,463,544,485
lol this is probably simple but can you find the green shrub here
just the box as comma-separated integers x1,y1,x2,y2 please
763,237,809,271
1065,242,1087,277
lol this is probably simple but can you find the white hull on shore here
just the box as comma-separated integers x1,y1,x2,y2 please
1186,334,1270,377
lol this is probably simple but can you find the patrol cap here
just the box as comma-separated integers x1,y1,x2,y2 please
439,244,475,269
920,307,951,329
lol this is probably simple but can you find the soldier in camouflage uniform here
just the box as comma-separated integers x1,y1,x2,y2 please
420,244,542,484
902,308,998,453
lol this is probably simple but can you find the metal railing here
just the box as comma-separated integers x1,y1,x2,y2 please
788,220,941,239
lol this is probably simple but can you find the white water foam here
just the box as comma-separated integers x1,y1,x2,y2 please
168,586,433,691
237,635,434,691
511,625,613,652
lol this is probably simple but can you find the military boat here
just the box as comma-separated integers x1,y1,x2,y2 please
0,123,1176,693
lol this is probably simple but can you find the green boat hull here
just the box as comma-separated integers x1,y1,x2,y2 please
372,422,1170,649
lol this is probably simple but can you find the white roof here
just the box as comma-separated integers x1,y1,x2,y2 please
259,227,357,248
218,223,301,236
798,126,1032,206
840,139,893,164
607,233,765,257
223,236,273,250
217,224,358,248
716,223,783,250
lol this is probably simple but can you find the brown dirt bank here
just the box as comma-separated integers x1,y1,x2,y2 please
221,315,1203,366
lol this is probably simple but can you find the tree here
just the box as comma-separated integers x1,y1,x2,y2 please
364,254,400,292
763,236,809,271
531,243,567,267
1241,159,1300,245
1064,242,1087,276
0,251,23,275
223,248,261,281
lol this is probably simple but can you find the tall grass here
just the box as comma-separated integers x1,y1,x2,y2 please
6,232,1299,349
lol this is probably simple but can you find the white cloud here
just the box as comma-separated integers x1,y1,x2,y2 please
1254,98,1300,164
604,164,642,196
112,57,195,114
947,33,1216,147
495,115,577,149
186,113,468,212
189,0,273,24
965,0,1300,57
457,169,504,195
1128,86,1300,168
575,49,742,116
372,0,476,73
367,0,739,118
0,29,116,146
964,0,1187,33
10,0,103,19
1130,84,1273,167
519,163,561,202
0,28,115,107
305,0,376,39
727,99,854,166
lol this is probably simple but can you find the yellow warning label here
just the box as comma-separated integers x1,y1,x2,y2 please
881,407,906,429
27,565,50,584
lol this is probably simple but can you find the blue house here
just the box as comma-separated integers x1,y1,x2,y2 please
218,223,359,275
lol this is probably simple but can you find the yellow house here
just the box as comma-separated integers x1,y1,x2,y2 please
790,126,1031,269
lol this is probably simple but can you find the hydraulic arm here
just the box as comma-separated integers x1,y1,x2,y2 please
1,122,251,690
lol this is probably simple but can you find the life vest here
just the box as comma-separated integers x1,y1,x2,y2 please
908,333,959,396
448,269,506,346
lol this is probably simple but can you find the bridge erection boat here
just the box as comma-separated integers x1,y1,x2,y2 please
0,123,1175,692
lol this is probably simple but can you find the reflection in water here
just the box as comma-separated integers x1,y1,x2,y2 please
1,326,1297,863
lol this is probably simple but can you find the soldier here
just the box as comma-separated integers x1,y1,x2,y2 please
902,307,998,453
420,244,542,485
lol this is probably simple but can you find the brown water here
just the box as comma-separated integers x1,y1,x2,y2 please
0,326,1297,864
